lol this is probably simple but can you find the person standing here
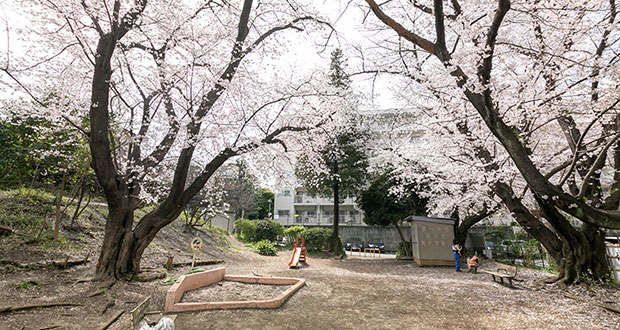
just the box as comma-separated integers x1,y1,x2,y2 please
452,239,462,272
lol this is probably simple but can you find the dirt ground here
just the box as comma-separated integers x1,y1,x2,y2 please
1,231,619,329
174,247,620,330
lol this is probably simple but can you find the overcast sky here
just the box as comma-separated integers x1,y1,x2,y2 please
1,1,405,110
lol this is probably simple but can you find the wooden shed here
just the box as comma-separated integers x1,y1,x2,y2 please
405,216,455,266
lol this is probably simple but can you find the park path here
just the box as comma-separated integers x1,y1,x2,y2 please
174,245,620,329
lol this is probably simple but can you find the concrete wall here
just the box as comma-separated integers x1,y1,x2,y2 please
210,214,235,233
301,224,410,252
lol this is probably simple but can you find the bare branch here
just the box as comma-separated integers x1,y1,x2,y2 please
578,133,620,199
234,125,310,155
558,98,620,187
410,0,461,19
80,0,105,37
591,0,617,102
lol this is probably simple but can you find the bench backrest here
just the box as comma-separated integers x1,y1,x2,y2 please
495,262,517,276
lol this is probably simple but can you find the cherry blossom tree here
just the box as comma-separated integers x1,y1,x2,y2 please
362,0,619,283
2,0,336,280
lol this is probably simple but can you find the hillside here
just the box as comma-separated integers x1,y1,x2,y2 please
0,188,241,328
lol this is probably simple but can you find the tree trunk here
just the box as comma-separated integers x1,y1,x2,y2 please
534,195,611,284
71,182,90,227
394,222,411,256
550,224,610,284
71,183,84,226
453,207,495,255
54,171,67,241
94,187,133,280
330,180,341,253
28,163,39,190
329,161,343,255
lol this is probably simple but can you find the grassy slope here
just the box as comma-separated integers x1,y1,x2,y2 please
0,188,235,269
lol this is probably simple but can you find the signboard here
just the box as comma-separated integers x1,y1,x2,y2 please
191,237,203,250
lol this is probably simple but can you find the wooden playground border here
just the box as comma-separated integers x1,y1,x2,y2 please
164,267,305,313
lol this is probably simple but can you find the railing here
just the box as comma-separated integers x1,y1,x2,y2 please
292,196,356,205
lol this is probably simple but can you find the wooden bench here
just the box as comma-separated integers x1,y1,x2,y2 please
481,262,517,288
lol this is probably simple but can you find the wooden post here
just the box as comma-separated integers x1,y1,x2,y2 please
165,256,174,271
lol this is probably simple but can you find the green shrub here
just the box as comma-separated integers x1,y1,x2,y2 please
255,219,284,242
397,241,412,257
522,239,542,267
254,240,277,256
234,219,257,241
16,281,37,289
284,226,306,244
304,228,332,252
0,189,55,232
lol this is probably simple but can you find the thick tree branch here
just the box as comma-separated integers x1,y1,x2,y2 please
433,0,446,51
365,0,436,54
458,205,497,233
80,0,105,37
478,0,510,84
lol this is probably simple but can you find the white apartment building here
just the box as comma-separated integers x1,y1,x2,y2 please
273,187,364,227
273,109,422,228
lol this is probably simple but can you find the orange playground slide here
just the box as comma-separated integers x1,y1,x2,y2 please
289,247,301,267
288,236,306,268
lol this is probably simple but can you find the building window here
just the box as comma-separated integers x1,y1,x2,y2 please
294,211,302,223
296,191,303,203
278,210,290,217
280,190,291,196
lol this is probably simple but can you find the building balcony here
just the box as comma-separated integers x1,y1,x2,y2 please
287,215,364,226
293,198,356,206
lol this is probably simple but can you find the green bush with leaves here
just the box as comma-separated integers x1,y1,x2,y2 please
522,239,542,267
255,219,284,242
284,226,306,244
304,228,332,252
254,240,277,256
397,241,413,257
234,219,257,241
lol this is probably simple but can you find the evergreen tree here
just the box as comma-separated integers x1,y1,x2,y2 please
358,169,429,255
254,188,275,219
295,48,369,255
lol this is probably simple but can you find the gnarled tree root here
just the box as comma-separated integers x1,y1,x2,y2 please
0,302,81,314
564,294,620,314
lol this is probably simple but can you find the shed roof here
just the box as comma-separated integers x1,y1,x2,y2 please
404,216,455,225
